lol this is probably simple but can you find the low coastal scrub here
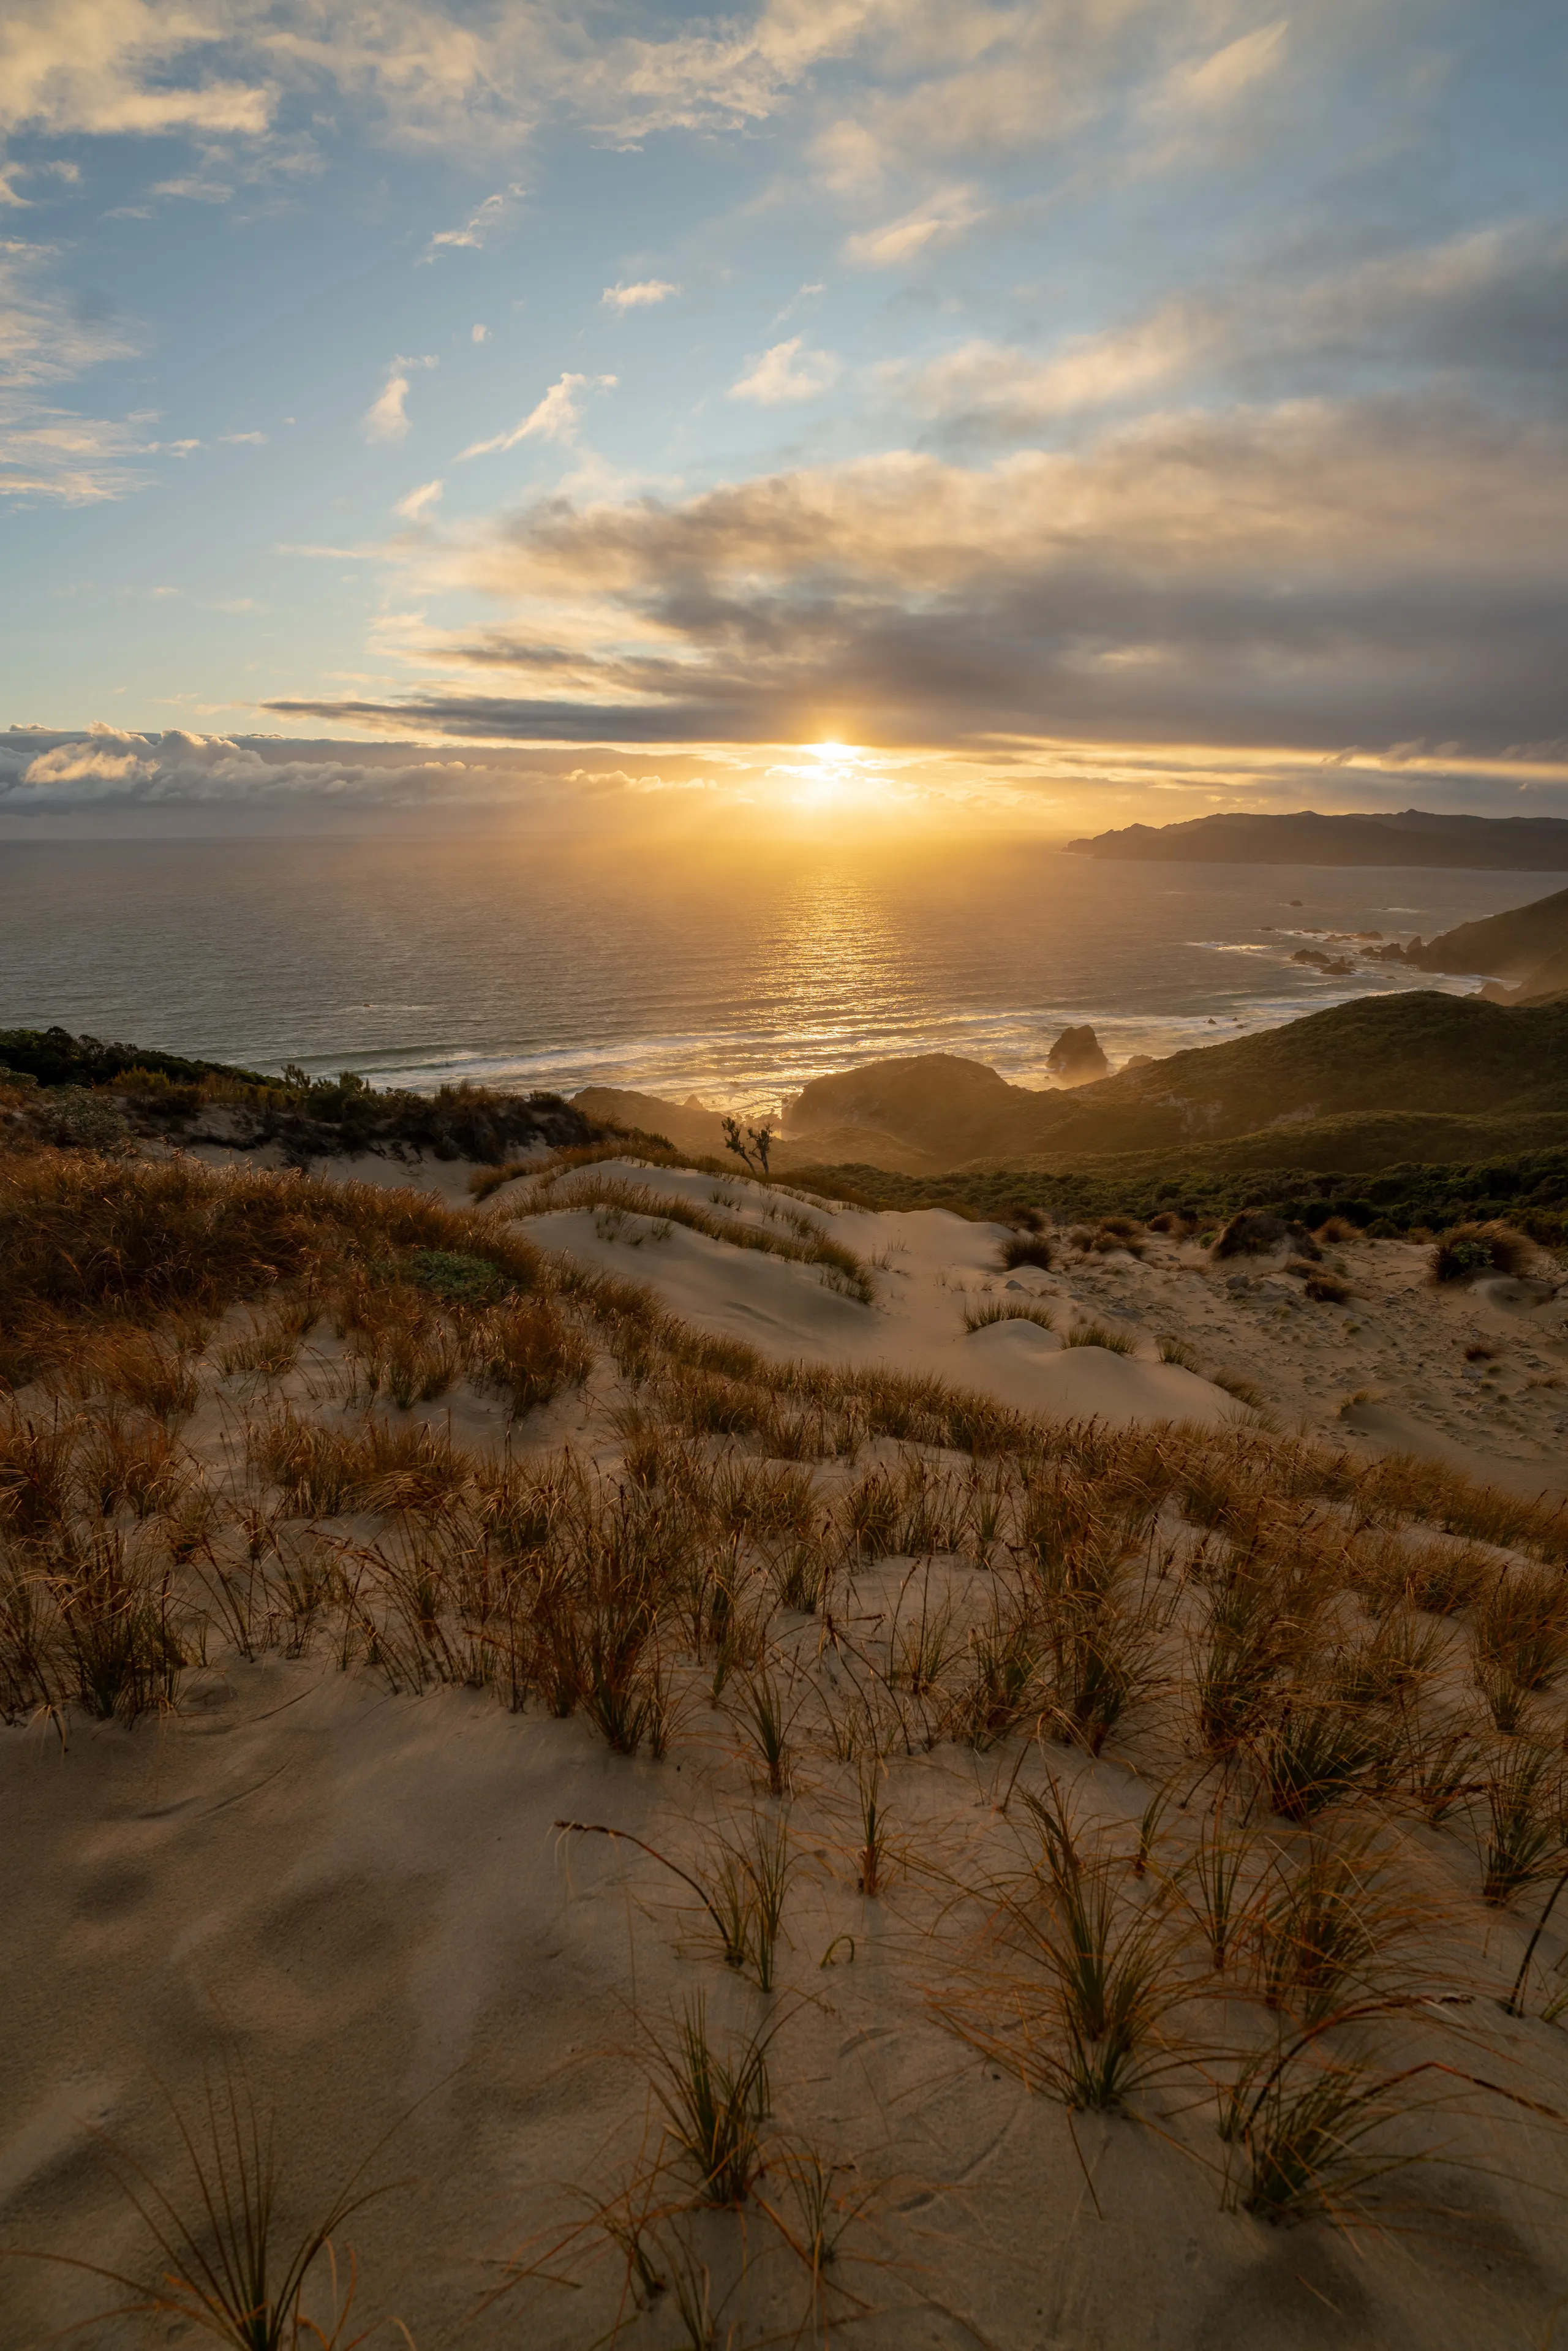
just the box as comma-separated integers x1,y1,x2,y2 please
790,1147,1568,1250
8,1129,1568,2340
0,1021,614,1167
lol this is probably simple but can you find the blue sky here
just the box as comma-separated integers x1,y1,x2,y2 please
1,0,1565,832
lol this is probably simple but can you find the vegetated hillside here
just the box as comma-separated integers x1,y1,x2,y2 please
1515,948,1568,1005
789,1138,1568,1247
784,1052,1040,1169
783,995,1568,1174
0,1024,612,1164
1065,807,1568,868
571,1083,729,1157
1400,883,1568,979
1020,991,1568,1158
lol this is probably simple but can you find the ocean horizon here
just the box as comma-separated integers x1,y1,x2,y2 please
0,834,1542,1118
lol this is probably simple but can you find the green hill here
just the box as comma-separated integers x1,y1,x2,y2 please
1404,883,1568,979
784,994,1568,1172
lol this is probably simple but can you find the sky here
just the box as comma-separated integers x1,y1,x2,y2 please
1,0,1564,836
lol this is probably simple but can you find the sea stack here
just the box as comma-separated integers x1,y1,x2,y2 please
1045,1022,1110,1082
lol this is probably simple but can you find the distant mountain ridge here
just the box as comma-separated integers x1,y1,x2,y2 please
1066,809,1568,869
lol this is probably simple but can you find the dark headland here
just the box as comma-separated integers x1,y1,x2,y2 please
1067,807,1568,868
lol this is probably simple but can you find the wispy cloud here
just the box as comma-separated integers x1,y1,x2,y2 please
421,185,524,262
361,355,436,446
601,279,680,311
0,406,162,502
393,477,443,519
842,186,986,270
459,371,616,458
149,173,235,204
1151,18,1290,115
729,336,839,404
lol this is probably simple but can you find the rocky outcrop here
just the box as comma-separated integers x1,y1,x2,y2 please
1046,1025,1109,1082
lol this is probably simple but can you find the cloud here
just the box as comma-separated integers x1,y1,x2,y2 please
842,185,986,269
1152,18,1289,113
459,371,616,458
393,477,443,519
890,225,1568,442
0,238,137,388
274,393,1568,759
361,355,435,446
421,185,523,260
472,323,489,342
0,405,162,502
219,429,268,444
0,1,274,142
0,722,657,816
729,336,840,404
148,174,235,204
601,278,680,311
895,305,1202,431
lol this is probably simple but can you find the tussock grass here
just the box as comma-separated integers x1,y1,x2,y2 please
998,1234,1055,1272
1061,1321,1137,1356
21,2054,405,2350
1431,1218,1537,1284
647,1999,775,2208
963,1299,1056,1335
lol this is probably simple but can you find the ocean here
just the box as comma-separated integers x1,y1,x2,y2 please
0,834,1544,1116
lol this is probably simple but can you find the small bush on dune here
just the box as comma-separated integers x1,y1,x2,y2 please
1090,1216,1147,1258
1430,1220,1537,1284
998,1233,1054,1272
1213,1211,1320,1261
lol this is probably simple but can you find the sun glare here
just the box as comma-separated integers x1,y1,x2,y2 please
790,741,872,810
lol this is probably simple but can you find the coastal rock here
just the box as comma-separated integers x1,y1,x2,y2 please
1045,1024,1109,1082
1291,948,1357,975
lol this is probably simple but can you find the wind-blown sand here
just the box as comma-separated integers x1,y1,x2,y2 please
6,1150,1568,2349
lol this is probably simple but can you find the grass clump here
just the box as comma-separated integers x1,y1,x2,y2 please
1061,1322,1136,1356
1430,1219,1536,1283
647,1999,775,2208
963,1300,1055,1335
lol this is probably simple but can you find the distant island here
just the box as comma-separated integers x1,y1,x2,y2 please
1066,808,1568,869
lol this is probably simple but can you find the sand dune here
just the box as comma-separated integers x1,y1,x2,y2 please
6,1141,1568,2351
